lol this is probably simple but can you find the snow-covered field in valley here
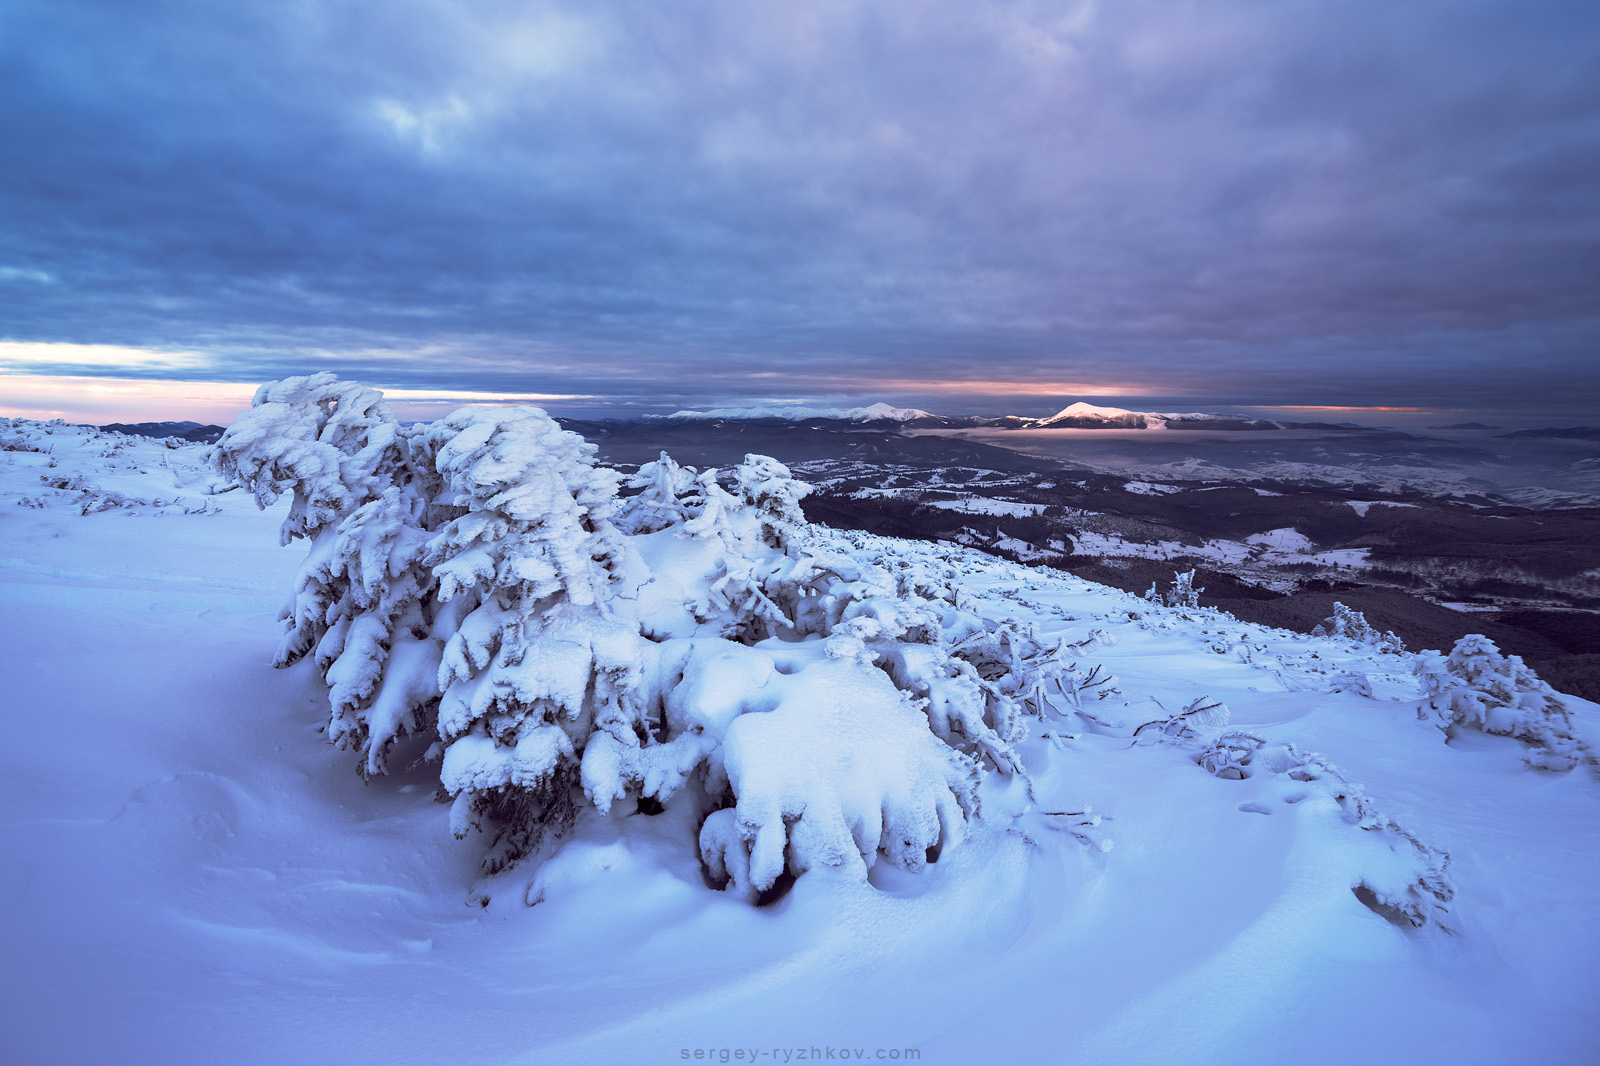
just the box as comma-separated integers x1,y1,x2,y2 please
3,411,1598,1066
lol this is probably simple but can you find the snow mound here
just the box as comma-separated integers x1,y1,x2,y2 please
703,659,978,898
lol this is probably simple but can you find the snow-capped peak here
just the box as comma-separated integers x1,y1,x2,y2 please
1034,402,1146,426
1046,402,1138,420
849,402,934,422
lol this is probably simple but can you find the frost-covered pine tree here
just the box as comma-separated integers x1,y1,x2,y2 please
214,374,447,776
614,451,699,535
1146,569,1201,610
679,467,795,641
214,374,411,667
1415,634,1590,772
213,373,406,549
1314,602,1405,653
421,407,651,872
217,378,1109,902
734,452,811,551
315,486,444,775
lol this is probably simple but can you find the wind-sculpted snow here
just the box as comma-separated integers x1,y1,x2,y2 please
6,401,1600,1063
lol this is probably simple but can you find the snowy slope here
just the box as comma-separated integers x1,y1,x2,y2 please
2,420,1598,1066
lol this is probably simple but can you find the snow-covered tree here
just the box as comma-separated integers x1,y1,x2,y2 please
1415,634,1590,772
216,378,1121,900
314,486,443,776
213,373,406,547
214,375,447,776
735,452,811,551
1314,602,1405,654
1146,569,1202,610
615,452,699,535
421,406,651,872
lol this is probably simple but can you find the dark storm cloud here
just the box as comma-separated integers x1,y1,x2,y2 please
2,0,1597,413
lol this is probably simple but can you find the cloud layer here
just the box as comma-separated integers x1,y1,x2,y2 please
3,0,1597,414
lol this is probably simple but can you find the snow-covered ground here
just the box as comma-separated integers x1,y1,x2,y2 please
1069,527,1372,573
3,419,1598,1066
913,426,1600,507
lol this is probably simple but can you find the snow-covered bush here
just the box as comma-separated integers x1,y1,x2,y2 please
219,379,1090,900
700,659,980,901
1145,569,1202,610
1116,688,1457,932
1329,669,1374,698
615,451,699,535
609,453,1070,890
213,373,407,546
1415,634,1590,772
420,407,650,872
1313,602,1405,654
213,375,447,778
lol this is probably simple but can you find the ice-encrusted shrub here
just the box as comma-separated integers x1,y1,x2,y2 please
599,454,1042,894
615,451,699,535
1415,634,1590,772
1197,732,1455,930
214,375,448,776
790,537,1092,775
421,407,651,872
1118,692,1455,931
1145,569,1202,610
1329,669,1374,698
700,659,980,900
213,374,406,546
567,452,1078,895
220,380,1067,900
1132,696,1231,744
1314,602,1405,654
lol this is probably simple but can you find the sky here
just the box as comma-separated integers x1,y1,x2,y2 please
2,0,1598,424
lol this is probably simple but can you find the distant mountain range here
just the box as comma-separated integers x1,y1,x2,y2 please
1498,426,1600,441
665,401,935,422
100,420,226,443
660,400,1362,432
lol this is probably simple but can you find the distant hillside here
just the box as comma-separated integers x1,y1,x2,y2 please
1499,427,1600,441
100,420,226,443
652,399,1371,433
